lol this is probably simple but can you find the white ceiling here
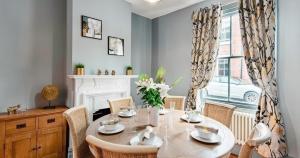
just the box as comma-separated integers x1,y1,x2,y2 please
125,0,205,19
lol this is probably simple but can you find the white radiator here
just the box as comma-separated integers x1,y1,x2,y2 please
230,111,256,145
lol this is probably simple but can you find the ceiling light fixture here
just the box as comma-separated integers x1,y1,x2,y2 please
144,0,161,4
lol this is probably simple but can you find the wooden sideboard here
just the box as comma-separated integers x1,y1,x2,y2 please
0,106,68,158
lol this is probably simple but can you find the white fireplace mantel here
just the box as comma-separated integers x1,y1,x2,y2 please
68,75,138,79
66,75,138,121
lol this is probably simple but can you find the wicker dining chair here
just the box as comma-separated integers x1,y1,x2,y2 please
108,97,134,113
63,106,92,158
239,123,271,158
86,135,159,158
203,102,235,128
164,96,186,110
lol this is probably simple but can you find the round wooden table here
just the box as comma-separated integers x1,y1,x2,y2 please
86,109,235,158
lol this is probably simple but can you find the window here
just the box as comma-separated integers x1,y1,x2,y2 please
202,9,262,109
220,17,230,42
218,59,229,76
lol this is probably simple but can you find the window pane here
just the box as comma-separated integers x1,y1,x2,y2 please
229,58,261,107
231,14,243,56
204,59,229,102
220,16,230,42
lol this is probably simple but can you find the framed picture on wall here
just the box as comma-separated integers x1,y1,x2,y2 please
81,15,102,40
108,36,124,56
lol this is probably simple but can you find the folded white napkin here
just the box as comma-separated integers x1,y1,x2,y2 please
194,124,219,134
138,126,154,145
143,126,153,139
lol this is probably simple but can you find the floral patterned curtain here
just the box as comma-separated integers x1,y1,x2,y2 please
186,5,222,109
239,0,287,157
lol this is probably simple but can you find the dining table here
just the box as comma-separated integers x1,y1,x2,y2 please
86,109,235,158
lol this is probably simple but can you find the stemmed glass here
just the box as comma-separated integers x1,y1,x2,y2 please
130,101,141,133
185,106,192,134
168,101,176,129
169,101,176,112
146,104,151,125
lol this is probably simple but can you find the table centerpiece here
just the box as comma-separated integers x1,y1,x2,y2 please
136,67,181,126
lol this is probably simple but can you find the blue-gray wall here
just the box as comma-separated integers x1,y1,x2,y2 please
278,0,300,157
131,13,152,105
151,0,300,157
0,0,67,111
68,0,132,75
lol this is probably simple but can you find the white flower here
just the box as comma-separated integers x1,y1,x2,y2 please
136,77,171,99
156,83,171,98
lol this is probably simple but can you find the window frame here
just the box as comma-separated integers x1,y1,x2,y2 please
202,5,260,110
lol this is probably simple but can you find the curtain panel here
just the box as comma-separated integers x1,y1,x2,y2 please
239,0,287,157
186,5,222,109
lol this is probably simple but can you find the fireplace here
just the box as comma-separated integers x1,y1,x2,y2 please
93,108,111,121
67,75,138,122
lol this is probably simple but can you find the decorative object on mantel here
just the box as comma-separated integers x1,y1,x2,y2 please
136,67,182,126
41,85,59,109
75,63,85,75
111,70,116,75
97,69,102,75
81,15,102,40
105,70,109,75
126,65,133,75
7,104,20,115
108,36,124,56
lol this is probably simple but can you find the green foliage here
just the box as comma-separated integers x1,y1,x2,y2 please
141,88,163,107
75,63,84,68
126,65,133,70
138,73,150,81
155,66,166,83
171,76,183,88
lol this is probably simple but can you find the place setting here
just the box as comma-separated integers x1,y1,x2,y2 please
97,115,125,135
129,126,163,148
118,107,137,118
190,124,222,144
180,110,203,123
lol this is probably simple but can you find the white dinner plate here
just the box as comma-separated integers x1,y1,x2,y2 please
130,132,163,147
180,114,202,123
190,130,221,144
98,124,125,135
118,111,136,118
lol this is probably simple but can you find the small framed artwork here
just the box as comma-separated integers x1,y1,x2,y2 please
108,36,124,56
81,15,102,40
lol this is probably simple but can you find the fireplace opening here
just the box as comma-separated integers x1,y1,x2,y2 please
93,108,111,121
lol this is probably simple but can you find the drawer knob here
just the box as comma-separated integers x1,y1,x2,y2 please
47,118,56,123
16,123,26,129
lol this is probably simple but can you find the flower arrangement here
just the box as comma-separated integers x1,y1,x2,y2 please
136,67,182,108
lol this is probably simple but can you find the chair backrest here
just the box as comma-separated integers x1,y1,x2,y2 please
164,96,186,110
63,106,90,158
203,102,235,127
239,123,271,158
86,135,158,158
108,97,133,113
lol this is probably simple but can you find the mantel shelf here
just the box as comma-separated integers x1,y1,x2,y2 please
67,75,138,79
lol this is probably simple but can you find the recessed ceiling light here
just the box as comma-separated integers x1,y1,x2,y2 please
144,0,161,4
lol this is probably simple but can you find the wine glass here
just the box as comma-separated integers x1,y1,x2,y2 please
170,101,176,112
185,106,192,133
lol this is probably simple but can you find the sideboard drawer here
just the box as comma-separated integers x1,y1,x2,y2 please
5,118,36,135
38,114,63,129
